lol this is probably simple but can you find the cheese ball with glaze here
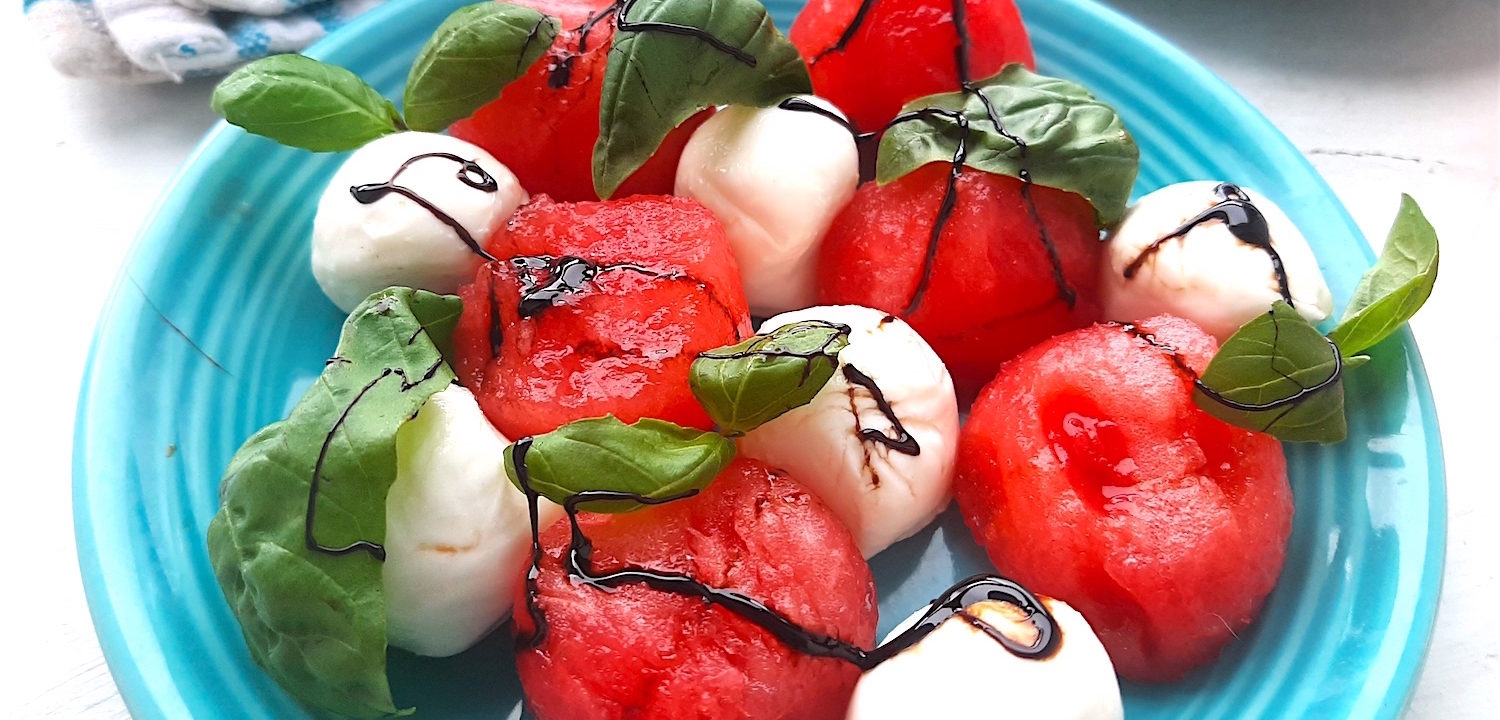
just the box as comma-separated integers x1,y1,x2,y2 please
1101,181,1333,341
312,132,527,312
847,596,1123,720
384,384,562,657
739,305,959,558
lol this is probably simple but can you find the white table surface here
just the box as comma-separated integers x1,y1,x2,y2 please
3,0,1496,717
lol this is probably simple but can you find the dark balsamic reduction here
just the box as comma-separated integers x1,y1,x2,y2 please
508,440,1058,666
350,152,501,262
791,0,1078,314
1117,320,1344,421
550,0,755,88
489,255,746,354
695,320,851,384
305,357,445,561
842,364,921,455
1124,183,1294,307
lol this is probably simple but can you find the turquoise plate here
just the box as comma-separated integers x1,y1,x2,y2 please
73,0,1445,717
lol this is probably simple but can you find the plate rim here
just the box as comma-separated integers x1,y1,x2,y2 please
71,0,1448,717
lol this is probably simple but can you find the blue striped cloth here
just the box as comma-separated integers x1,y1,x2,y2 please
24,0,384,82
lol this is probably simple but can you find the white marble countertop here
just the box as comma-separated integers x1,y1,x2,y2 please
4,0,1496,717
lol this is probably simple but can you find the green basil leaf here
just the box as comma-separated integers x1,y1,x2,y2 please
1328,194,1439,356
207,288,460,718
1193,301,1347,443
211,54,403,152
690,321,851,436
504,416,737,512
403,3,559,132
876,64,1139,226
1342,354,1372,371
594,0,812,198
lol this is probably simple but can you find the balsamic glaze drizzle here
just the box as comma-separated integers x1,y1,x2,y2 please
841,364,921,455
811,0,879,63
509,439,1058,665
350,153,500,262
490,255,745,347
787,0,1077,314
695,320,851,384
550,0,756,87
305,358,445,561
616,0,758,67
1117,320,1344,427
1125,183,1294,306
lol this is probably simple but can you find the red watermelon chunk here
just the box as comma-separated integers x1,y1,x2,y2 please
453,195,752,439
953,314,1293,681
514,459,877,720
790,0,1035,132
818,164,1103,398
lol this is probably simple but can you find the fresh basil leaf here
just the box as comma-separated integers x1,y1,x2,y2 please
690,321,851,436
876,64,1139,226
1329,194,1439,356
594,0,812,198
206,288,460,718
212,54,403,152
1342,354,1372,371
1194,301,1347,443
403,3,559,132
504,416,736,512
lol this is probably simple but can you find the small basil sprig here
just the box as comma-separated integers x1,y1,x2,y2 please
207,288,459,718
403,3,559,132
594,0,812,198
877,64,1139,226
212,4,559,151
689,321,851,436
212,54,405,152
1329,194,1439,356
1194,301,1348,443
1195,195,1439,443
504,416,737,512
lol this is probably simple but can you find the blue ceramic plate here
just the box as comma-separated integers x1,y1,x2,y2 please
73,0,1445,717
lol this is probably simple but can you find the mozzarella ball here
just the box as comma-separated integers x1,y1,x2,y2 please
848,597,1123,720
675,96,859,316
384,384,561,657
738,305,958,558
1101,181,1333,341
312,131,527,312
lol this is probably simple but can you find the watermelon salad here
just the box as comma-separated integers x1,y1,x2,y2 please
203,1,1441,718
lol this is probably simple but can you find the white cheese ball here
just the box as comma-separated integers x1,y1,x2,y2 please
384,384,561,657
738,305,958,558
312,131,528,312
675,96,859,316
1101,181,1334,341
848,597,1124,720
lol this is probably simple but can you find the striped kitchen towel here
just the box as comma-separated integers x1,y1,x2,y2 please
24,0,383,83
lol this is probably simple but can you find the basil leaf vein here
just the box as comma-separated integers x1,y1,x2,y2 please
206,288,460,718
212,54,402,152
1194,301,1348,444
504,416,737,512
689,321,851,436
876,64,1139,226
594,0,811,198
403,3,560,132
1329,194,1439,356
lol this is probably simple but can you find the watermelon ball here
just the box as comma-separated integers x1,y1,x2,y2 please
449,0,709,201
818,164,1103,399
953,314,1293,682
790,0,1034,132
514,458,878,720
452,195,752,439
